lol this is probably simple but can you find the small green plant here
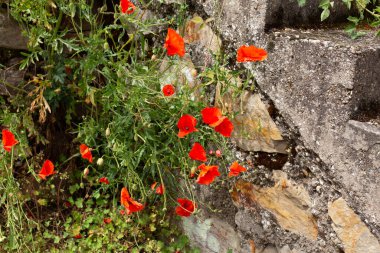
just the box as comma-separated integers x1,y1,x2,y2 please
297,0,380,38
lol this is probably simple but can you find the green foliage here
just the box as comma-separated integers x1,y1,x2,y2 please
1,0,241,251
297,0,380,38
297,0,307,7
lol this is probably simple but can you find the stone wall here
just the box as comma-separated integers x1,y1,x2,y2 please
158,0,380,252
1,1,380,252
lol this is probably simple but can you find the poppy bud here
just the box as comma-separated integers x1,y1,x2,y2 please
215,150,222,157
97,158,104,166
37,199,48,206
103,42,109,50
151,54,157,60
209,150,214,155
83,168,90,178
105,127,111,137
191,69,197,77
99,4,107,12
190,166,197,178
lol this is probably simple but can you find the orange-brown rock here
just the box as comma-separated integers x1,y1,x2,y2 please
328,198,380,253
216,91,287,153
232,171,318,240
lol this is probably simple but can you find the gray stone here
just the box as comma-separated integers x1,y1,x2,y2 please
343,120,380,153
182,216,244,253
0,9,28,50
0,58,26,96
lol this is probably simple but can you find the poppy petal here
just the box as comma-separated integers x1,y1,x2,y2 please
120,0,136,14
175,198,196,217
177,114,198,138
214,118,234,137
164,28,185,57
201,107,225,127
228,161,247,177
99,177,110,184
196,164,220,185
80,144,93,163
120,187,144,214
188,142,207,162
237,45,267,62
38,160,55,180
162,84,175,96
151,182,165,195
2,129,18,152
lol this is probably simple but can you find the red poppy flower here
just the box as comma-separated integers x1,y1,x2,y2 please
73,234,82,239
2,129,18,152
214,117,234,137
120,187,144,214
99,177,110,185
120,0,135,14
175,198,196,217
80,144,93,163
63,201,71,208
237,45,267,62
228,161,247,177
177,114,198,138
196,164,220,185
201,107,226,127
188,142,207,162
38,160,56,180
103,218,112,224
151,182,165,195
162,84,175,96
119,209,126,215
164,28,185,57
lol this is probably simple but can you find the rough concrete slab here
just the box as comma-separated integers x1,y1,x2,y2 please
254,29,380,226
192,0,351,44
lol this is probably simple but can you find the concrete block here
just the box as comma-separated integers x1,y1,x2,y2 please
193,0,351,44
254,28,380,224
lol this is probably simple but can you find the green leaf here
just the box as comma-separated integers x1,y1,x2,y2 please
75,198,83,208
345,24,366,39
356,0,370,13
297,0,307,6
321,8,330,21
370,20,380,27
342,0,352,9
69,184,80,194
319,0,331,8
347,16,360,25
190,16,203,24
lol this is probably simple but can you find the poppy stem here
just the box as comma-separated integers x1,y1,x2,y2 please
156,164,166,211
60,153,80,167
